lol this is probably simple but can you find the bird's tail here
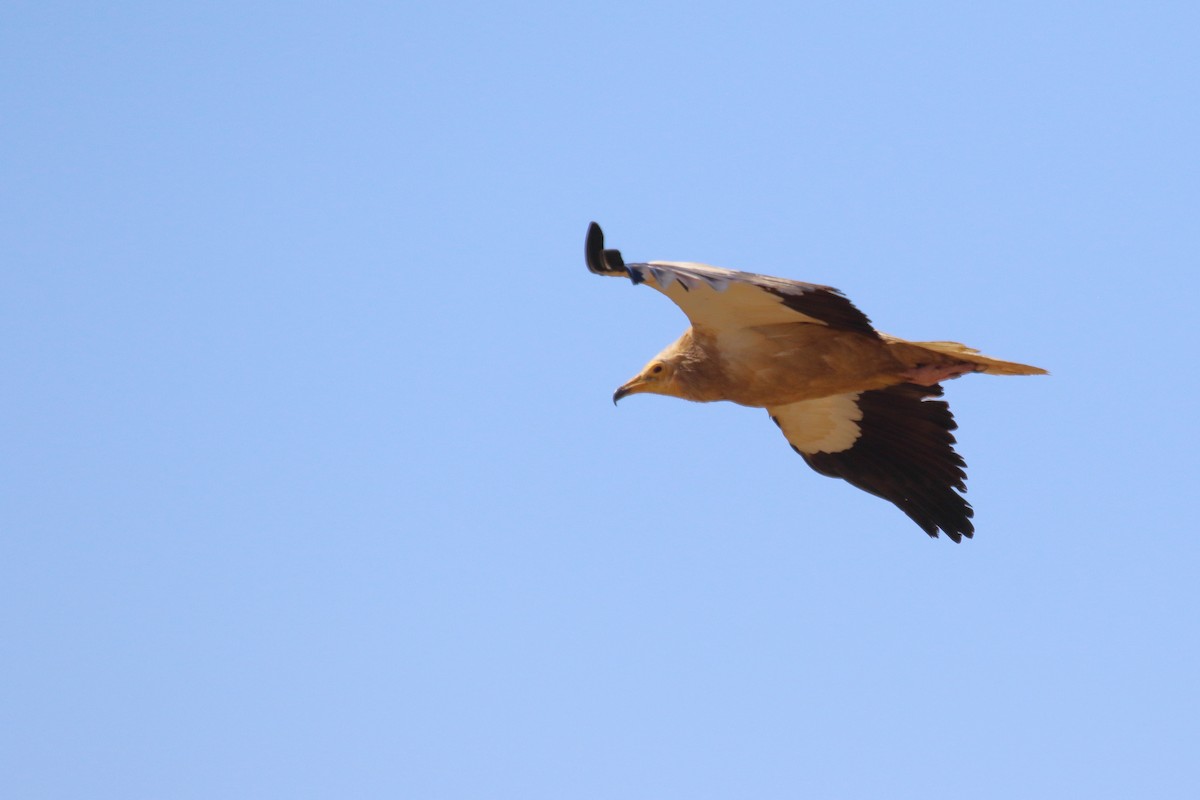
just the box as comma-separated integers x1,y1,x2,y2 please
897,338,1048,376
881,334,1047,380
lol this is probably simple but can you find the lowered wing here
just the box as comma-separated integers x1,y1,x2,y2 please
768,383,974,541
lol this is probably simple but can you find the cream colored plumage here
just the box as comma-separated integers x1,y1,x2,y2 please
587,222,1046,541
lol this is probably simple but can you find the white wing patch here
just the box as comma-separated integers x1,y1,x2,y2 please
640,261,830,329
768,393,864,455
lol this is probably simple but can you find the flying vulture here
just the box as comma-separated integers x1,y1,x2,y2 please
586,222,1046,542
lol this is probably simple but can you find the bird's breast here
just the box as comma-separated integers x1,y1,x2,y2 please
714,326,906,408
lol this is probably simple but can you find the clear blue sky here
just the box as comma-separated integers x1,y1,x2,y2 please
3,2,1198,797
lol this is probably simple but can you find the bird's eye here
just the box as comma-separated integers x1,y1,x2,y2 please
651,364,664,375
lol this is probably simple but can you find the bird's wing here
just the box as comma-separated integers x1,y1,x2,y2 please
586,222,877,338
767,384,973,541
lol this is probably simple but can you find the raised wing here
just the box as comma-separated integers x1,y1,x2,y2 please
586,222,877,337
768,384,973,541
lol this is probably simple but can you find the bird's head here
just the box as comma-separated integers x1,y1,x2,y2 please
613,357,682,404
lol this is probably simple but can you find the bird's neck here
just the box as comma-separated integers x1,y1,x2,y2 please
670,330,728,403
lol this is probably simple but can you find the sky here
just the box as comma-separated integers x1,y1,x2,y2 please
3,2,1198,798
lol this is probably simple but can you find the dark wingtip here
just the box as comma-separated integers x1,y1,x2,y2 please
585,222,627,276
585,222,605,272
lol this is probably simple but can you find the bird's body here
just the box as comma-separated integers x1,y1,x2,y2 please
587,222,1046,542
659,324,916,406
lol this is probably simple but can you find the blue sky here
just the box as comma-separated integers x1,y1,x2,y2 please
3,2,1198,797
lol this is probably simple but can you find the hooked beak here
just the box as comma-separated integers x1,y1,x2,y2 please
612,378,646,405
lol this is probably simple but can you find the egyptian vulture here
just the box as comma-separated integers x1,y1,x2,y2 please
586,222,1045,542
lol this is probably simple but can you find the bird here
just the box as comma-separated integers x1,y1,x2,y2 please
585,222,1046,542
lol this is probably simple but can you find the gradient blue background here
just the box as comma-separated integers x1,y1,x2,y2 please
4,2,1197,797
